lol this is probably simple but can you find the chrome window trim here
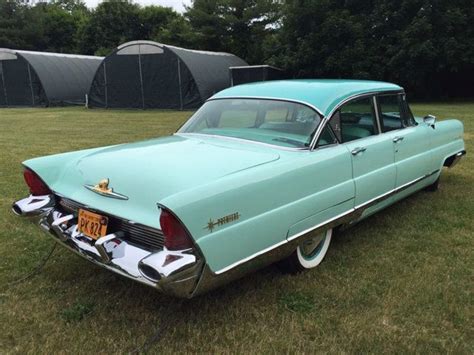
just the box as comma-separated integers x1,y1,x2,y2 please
372,96,383,134
309,90,403,150
213,169,439,275
205,96,325,117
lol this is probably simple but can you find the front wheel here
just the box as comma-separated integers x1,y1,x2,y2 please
278,228,333,273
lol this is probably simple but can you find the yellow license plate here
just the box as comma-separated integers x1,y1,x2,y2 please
78,209,108,240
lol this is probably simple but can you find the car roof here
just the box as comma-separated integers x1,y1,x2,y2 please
211,79,403,116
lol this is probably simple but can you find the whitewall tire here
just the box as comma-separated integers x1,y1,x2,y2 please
278,228,333,273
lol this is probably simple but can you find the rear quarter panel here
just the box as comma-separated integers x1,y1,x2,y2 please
161,145,354,273
428,119,465,171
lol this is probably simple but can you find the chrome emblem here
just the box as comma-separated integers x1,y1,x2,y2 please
84,178,128,200
205,212,240,232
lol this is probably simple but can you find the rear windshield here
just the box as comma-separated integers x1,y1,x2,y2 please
178,99,322,148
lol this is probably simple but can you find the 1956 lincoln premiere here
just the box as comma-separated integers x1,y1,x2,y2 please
12,80,466,298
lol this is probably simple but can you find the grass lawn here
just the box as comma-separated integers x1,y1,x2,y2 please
0,104,472,353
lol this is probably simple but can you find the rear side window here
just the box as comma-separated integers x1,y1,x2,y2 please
330,97,378,143
378,94,404,132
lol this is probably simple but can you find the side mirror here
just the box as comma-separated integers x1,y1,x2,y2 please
423,114,436,127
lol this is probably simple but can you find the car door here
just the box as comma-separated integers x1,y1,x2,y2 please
377,94,431,191
329,95,397,214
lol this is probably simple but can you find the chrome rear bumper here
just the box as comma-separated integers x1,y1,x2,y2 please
12,195,203,298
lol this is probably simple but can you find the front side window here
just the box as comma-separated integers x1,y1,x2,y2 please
179,99,322,148
330,96,378,143
378,94,404,132
400,94,417,126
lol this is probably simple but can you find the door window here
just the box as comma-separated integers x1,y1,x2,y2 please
330,97,377,143
378,94,404,132
400,95,417,126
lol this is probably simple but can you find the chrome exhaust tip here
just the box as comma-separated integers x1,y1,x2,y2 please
138,249,197,283
138,263,162,282
11,195,54,217
11,203,23,216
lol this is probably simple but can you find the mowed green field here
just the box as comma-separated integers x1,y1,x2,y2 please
0,105,472,353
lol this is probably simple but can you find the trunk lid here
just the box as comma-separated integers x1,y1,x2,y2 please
25,135,280,228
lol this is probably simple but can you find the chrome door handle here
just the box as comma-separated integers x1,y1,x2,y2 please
393,136,404,143
351,147,367,155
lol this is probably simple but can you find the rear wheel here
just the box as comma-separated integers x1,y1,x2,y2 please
279,229,332,273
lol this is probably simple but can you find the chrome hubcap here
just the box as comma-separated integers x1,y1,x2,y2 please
300,231,326,258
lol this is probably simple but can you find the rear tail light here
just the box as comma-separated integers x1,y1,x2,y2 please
23,168,51,196
160,208,194,250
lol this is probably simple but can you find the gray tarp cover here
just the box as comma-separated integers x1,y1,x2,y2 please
89,41,247,109
0,48,103,106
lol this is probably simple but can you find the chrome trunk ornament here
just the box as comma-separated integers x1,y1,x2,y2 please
84,178,128,200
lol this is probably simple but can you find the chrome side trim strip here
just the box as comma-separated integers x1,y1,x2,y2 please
354,171,436,210
214,239,288,275
287,208,355,242
213,169,439,275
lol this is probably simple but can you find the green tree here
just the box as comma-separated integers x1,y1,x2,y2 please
0,0,88,53
50,0,88,13
138,5,179,40
270,0,474,98
0,0,44,50
153,16,198,48
186,0,281,63
77,0,141,55
40,1,89,53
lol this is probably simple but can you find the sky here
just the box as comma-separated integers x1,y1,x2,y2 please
83,0,192,13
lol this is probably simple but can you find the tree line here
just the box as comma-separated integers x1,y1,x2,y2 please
1,0,473,99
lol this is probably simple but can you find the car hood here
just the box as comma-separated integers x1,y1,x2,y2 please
24,134,280,228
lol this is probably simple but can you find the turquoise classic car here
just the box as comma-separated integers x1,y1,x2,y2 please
13,80,466,298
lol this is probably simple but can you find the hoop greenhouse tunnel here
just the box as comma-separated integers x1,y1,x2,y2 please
88,41,248,110
0,48,103,107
